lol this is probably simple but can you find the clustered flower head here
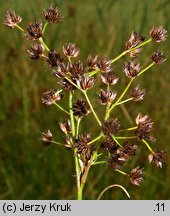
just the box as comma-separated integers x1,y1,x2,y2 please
5,6,167,198
4,9,22,28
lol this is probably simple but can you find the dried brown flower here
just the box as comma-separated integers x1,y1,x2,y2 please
53,63,68,78
87,54,98,71
73,99,91,117
130,166,144,186
151,50,166,64
150,26,168,43
125,31,145,58
27,43,45,59
42,89,62,105
102,118,120,135
101,136,117,152
98,89,117,105
148,150,166,168
124,61,141,78
75,133,93,162
44,6,63,23
59,78,76,91
116,143,137,161
76,74,95,90
63,43,80,58
4,9,22,28
25,21,43,40
101,73,119,85
135,113,156,142
59,120,71,135
41,129,53,146
97,57,112,73
135,113,153,128
108,154,125,170
47,50,64,68
69,61,84,75
130,85,145,101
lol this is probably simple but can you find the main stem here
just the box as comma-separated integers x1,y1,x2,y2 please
69,92,81,199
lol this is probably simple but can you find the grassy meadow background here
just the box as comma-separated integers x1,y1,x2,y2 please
0,0,170,199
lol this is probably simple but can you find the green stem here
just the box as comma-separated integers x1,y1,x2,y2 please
76,118,81,139
142,139,154,154
53,102,69,115
116,169,128,176
116,98,133,105
87,69,100,77
138,62,154,77
42,22,48,34
115,136,137,139
111,51,127,64
93,161,107,165
88,133,103,145
15,24,25,32
39,37,50,52
69,92,81,199
129,38,152,52
111,38,152,64
74,148,81,199
65,77,82,91
109,78,134,113
111,135,122,147
119,126,138,131
83,91,102,126
51,140,64,146
69,92,75,137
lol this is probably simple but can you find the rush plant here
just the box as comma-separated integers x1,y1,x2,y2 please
4,6,167,200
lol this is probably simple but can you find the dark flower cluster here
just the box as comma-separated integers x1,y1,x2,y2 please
4,6,167,197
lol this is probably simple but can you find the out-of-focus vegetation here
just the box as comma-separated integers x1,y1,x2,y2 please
0,0,170,199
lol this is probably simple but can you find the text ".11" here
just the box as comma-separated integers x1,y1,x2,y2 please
154,203,165,212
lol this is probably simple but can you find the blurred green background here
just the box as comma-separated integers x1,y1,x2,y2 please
0,0,170,199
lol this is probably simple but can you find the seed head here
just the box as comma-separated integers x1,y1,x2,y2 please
47,50,64,68
41,129,53,146
98,89,117,105
75,133,93,163
87,54,98,71
44,6,63,23
124,61,141,78
151,50,166,64
27,43,45,59
59,120,71,135
116,143,137,161
69,61,84,75
53,63,68,78
108,154,125,170
130,85,145,101
63,43,80,58
97,57,112,73
101,73,119,85
59,78,76,91
102,118,120,135
73,99,91,117
42,89,62,105
150,26,168,43
135,113,156,142
148,150,166,168
125,31,145,58
76,74,95,90
130,166,144,186
25,21,43,40
4,9,22,28
101,136,117,152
